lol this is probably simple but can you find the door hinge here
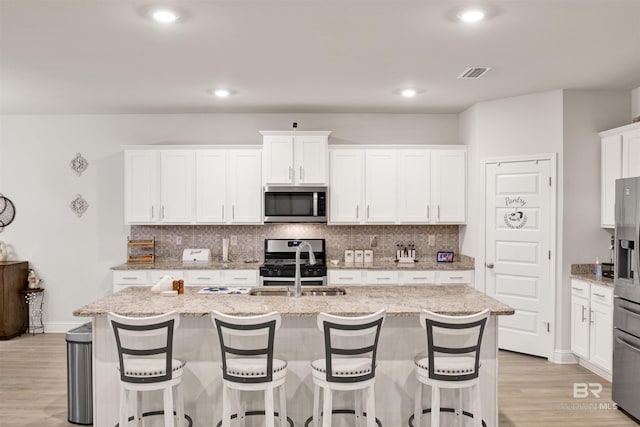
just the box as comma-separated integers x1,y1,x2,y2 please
548,250,551,260
549,177,552,186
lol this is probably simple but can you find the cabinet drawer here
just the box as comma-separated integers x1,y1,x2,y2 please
570,279,590,298
113,271,148,285
328,270,363,285
400,270,437,285
185,270,221,286
149,270,184,284
364,270,399,285
591,284,613,307
438,270,473,284
224,270,258,286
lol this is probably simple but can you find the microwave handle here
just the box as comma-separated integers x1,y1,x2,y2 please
313,192,318,216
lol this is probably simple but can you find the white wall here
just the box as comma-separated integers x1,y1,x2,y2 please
0,113,458,331
632,86,640,120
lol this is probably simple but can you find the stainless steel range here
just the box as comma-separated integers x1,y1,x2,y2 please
259,238,327,286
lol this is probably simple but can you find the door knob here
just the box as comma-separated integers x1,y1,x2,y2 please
485,262,494,269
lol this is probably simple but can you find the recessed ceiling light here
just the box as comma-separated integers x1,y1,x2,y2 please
213,89,230,98
151,8,179,23
457,8,485,23
401,89,417,98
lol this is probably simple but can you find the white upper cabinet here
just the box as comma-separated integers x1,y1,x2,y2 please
329,150,364,223
228,150,263,223
195,150,227,223
432,150,467,223
365,150,397,223
600,123,640,228
398,150,431,223
124,147,262,225
261,131,331,185
160,150,194,223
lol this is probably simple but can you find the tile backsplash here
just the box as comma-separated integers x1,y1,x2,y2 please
131,224,460,263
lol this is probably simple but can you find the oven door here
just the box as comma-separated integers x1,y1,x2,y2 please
260,276,327,286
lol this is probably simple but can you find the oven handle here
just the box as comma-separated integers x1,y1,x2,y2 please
618,304,640,318
616,335,640,354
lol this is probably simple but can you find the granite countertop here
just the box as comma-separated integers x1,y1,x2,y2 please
74,285,514,317
112,256,474,271
570,264,614,288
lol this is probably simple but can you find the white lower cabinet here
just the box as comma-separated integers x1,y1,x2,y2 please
570,279,613,378
112,269,257,292
328,269,472,286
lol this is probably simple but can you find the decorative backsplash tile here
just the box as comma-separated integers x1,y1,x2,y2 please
131,224,460,263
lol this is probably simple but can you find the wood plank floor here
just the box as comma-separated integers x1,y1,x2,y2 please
1,334,638,426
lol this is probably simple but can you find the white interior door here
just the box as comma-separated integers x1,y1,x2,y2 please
485,159,554,358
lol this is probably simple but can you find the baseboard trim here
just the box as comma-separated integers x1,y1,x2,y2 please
553,349,578,364
43,321,88,333
576,357,613,382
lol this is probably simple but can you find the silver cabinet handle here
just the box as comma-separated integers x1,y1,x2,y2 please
581,305,587,322
356,205,359,219
367,205,370,219
339,277,354,280
233,277,248,280
151,206,154,220
427,205,430,221
593,293,606,298
413,277,429,280
449,276,464,280
590,310,595,324
122,277,138,280
161,206,165,219
197,277,212,280
222,205,225,219
486,263,494,269
300,166,304,180
571,286,582,291
438,205,441,220
289,166,293,180
232,205,235,220
375,277,390,280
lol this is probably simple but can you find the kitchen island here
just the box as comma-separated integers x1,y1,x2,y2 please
75,285,513,427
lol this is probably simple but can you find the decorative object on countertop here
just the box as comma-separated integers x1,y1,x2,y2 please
0,241,7,262
595,257,602,281
20,288,45,335
437,251,455,263
397,241,417,263
182,248,211,263
70,194,89,218
127,238,155,263
354,249,364,264
150,275,173,293
344,249,354,264
222,238,230,262
364,249,374,264
0,194,16,231
70,152,88,176
27,268,42,289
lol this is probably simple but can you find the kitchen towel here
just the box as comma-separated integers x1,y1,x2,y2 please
150,275,173,293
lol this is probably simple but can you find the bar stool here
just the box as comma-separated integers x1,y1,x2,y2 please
108,311,186,427
411,309,489,427
310,309,386,427
211,310,289,427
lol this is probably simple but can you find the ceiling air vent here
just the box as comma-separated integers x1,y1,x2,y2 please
458,67,491,79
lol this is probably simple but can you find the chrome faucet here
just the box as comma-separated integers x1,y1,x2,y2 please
294,241,316,297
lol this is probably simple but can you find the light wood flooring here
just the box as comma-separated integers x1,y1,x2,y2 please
0,334,638,426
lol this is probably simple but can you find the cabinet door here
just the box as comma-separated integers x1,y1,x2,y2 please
622,128,640,178
328,270,364,286
263,136,294,184
590,300,613,372
329,150,364,224
195,151,227,223
432,151,466,223
295,135,328,185
229,150,263,224
398,150,431,223
160,151,194,223
601,135,622,228
365,150,397,223
437,270,474,284
364,270,398,285
124,150,158,223
570,294,590,360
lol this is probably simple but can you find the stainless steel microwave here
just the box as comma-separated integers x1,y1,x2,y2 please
263,186,327,223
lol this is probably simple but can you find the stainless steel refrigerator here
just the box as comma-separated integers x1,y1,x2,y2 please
613,176,640,420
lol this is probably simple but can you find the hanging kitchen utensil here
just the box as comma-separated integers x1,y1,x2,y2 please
0,194,16,231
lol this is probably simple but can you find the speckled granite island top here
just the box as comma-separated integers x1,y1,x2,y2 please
74,285,513,317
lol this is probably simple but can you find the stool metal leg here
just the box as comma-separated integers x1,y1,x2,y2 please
365,384,375,427
430,385,440,427
279,384,288,427
414,382,422,427
322,387,332,427
163,387,174,427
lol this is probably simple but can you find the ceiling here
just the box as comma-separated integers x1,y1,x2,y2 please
1,0,639,115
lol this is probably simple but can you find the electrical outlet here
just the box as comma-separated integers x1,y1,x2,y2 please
176,236,182,245
369,235,378,248
230,235,238,246
428,235,435,246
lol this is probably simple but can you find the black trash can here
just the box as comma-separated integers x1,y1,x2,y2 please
66,322,93,425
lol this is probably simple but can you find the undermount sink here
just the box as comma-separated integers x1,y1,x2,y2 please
248,286,346,297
